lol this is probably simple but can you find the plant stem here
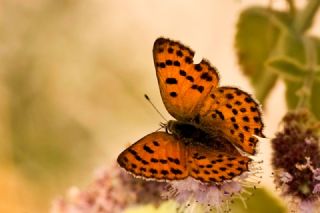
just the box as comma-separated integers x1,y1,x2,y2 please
296,38,317,109
286,0,296,17
294,0,320,33
253,71,278,106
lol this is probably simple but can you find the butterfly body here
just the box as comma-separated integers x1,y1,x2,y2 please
166,120,239,154
117,38,265,183
167,120,216,145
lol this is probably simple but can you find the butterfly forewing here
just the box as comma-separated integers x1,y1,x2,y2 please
117,132,188,180
198,86,265,154
153,38,219,121
153,38,264,155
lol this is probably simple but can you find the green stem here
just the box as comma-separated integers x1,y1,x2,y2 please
294,0,320,33
253,71,278,106
296,38,317,109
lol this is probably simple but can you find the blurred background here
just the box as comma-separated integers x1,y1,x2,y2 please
0,0,319,212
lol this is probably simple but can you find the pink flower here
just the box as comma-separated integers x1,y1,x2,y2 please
279,171,293,183
312,184,320,194
272,111,320,213
163,165,260,212
51,165,166,213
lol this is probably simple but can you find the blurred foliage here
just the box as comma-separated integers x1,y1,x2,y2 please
235,7,291,106
230,188,285,213
0,0,151,212
311,81,320,119
125,201,177,213
235,0,320,120
0,0,99,212
1,0,96,175
0,0,319,212
267,57,308,81
125,188,285,213
5,65,92,180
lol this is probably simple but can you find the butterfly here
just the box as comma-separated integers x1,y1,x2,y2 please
117,38,265,183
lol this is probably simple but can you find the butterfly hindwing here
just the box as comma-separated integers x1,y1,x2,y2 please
153,37,219,121
117,132,188,180
117,131,251,183
187,142,251,183
198,86,265,154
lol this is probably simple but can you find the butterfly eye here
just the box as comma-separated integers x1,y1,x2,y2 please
165,121,175,134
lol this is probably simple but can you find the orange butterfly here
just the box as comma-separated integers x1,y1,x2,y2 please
117,38,265,183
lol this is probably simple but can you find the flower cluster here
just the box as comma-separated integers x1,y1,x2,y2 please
163,163,261,213
51,165,167,213
272,110,320,212
52,161,261,213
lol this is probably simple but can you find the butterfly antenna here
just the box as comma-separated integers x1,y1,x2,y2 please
144,94,168,122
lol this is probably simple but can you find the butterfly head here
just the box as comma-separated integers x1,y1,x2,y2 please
166,120,193,136
165,120,175,133
165,120,212,144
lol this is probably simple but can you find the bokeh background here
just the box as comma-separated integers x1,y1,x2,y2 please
0,0,319,212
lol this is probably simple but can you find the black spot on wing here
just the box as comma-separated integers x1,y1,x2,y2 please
160,159,168,164
170,92,177,97
150,168,158,174
170,168,183,175
166,78,178,84
191,84,204,93
226,93,234,99
176,50,183,57
215,110,225,120
173,61,180,66
179,70,186,76
151,158,158,163
194,64,202,71
165,60,172,65
143,144,154,154
186,76,194,82
159,62,166,68
185,56,193,64
161,170,169,175
200,72,213,81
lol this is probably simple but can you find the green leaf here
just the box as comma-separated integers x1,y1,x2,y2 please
235,7,291,105
310,81,320,119
235,7,291,76
266,57,307,81
278,31,306,65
